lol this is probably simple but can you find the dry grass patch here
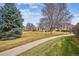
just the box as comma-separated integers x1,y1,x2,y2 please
0,31,69,52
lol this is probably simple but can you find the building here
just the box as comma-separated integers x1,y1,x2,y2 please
57,23,74,32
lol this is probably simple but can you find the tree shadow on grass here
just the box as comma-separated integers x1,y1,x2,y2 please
0,36,21,41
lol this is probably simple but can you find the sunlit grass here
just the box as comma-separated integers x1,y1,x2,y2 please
18,36,79,56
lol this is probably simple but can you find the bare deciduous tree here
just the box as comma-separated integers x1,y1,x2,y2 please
73,23,79,38
26,23,36,31
38,18,50,31
39,3,73,33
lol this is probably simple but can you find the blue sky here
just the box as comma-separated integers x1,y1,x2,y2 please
0,3,79,26
16,3,44,26
67,3,79,25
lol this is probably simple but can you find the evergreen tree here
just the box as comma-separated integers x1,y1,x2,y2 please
0,3,24,39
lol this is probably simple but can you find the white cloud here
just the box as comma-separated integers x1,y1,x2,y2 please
29,4,39,8
20,9,42,26
71,13,79,25
20,9,41,18
16,3,27,6
20,9,31,18
16,3,43,26
16,3,40,9
30,5,38,8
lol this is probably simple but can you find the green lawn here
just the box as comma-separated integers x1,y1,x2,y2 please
18,36,79,56
0,31,67,52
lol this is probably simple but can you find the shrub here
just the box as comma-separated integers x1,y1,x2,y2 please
73,23,79,38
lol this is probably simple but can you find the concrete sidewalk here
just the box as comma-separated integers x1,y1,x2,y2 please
0,34,73,56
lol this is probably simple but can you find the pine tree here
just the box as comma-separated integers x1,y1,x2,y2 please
0,3,24,39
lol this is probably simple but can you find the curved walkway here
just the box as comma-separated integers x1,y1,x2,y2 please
0,34,73,56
